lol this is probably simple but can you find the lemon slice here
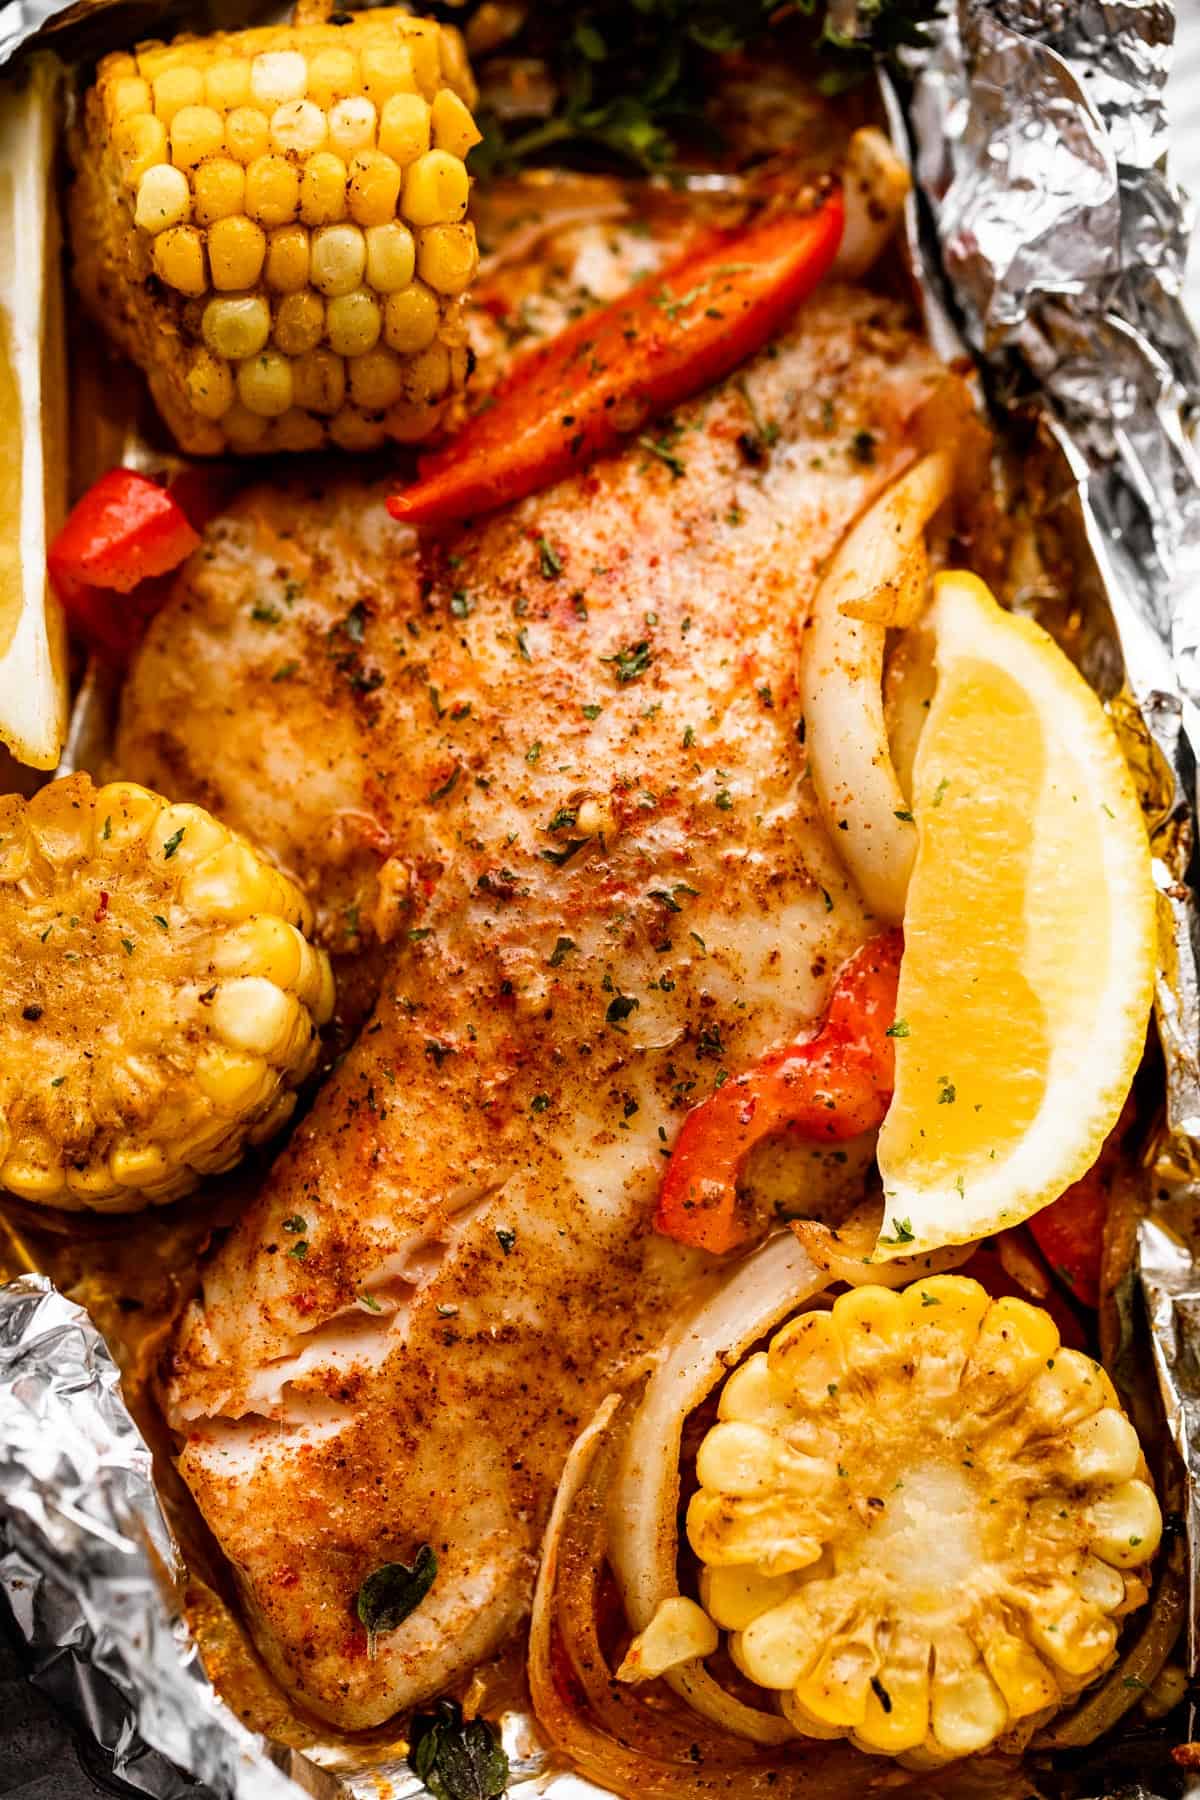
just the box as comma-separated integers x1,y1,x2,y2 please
875,571,1155,1258
0,55,68,771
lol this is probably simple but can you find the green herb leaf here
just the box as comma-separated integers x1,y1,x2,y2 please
537,535,563,578
879,1216,915,1246
162,826,185,860
886,1019,910,1039
602,639,653,683
549,935,577,966
606,993,639,1027
409,1698,509,1800
356,1546,438,1657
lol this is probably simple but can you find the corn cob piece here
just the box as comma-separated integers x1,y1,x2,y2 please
0,772,334,1211
69,8,480,456
632,1276,1162,1763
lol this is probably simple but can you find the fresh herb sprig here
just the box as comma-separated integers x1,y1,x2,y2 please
453,0,938,175
409,1698,510,1800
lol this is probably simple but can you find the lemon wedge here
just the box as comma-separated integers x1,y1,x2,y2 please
0,55,68,770
875,571,1156,1258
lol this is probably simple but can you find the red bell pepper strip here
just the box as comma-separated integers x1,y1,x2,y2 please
655,929,902,1256
388,187,845,529
48,468,202,661
1027,1164,1106,1308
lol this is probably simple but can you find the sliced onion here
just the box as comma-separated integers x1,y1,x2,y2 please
530,1384,870,1799
833,127,911,281
800,450,953,922
607,1233,829,1744
791,1202,976,1289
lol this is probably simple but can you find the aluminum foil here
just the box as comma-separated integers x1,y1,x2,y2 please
2,0,1200,1795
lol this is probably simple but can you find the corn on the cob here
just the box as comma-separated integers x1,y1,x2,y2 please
624,1275,1162,1763
69,8,480,456
0,772,334,1211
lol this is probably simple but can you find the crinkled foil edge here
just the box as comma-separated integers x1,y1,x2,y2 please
2,0,1200,1796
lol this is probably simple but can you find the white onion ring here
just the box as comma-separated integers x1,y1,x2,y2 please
791,1202,976,1289
800,451,953,923
608,1232,829,1745
833,127,911,281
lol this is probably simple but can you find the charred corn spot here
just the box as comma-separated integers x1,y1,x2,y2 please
684,1276,1162,1763
73,13,479,454
0,772,333,1213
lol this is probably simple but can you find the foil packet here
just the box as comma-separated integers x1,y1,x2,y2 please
1,0,1200,1796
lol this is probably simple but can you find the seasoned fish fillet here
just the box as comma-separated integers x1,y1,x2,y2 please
136,288,960,1728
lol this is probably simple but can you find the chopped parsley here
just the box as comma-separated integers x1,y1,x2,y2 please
537,535,563,578
602,639,653,683
879,1217,915,1246
162,826,185,859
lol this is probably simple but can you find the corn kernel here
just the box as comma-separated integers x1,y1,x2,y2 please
299,151,348,225
192,156,245,224
401,20,442,97
153,66,204,124
211,976,299,1059
383,281,438,352
328,96,378,160
326,289,381,356
213,915,304,986
699,1565,795,1632
247,1087,298,1145
93,782,162,848
196,1046,271,1111
307,46,360,111
170,104,224,168
401,148,469,227
348,345,405,410
111,1143,172,1188
1086,1479,1162,1567
329,404,387,451
273,407,324,451
404,339,451,403
365,220,415,292
108,76,152,123
153,225,207,296
361,42,417,106
384,398,443,442
417,221,477,295
187,351,235,421
271,98,327,156
224,106,270,165
203,294,271,360
99,50,137,80
2,1150,66,1202
205,58,252,113
430,88,481,159
438,24,475,103
134,162,191,234
237,351,294,419
264,224,310,292
245,153,300,227
66,1165,122,1202
208,215,267,290
311,222,366,295
377,92,430,165
273,291,325,356
347,149,402,227
1064,1407,1141,1486
152,803,228,865
250,51,308,108
222,400,271,452
291,349,345,414
114,112,169,185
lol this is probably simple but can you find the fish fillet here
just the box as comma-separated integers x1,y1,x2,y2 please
130,288,961,1727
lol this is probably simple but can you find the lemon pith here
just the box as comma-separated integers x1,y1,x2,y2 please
875,572,1155,1257
683,1275,1161,1762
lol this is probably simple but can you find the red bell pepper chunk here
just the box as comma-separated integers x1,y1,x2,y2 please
1027,1164,1106,1308
48,468,202,661
655,929,902,1256
388,188,845,529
